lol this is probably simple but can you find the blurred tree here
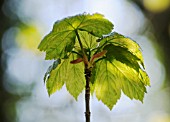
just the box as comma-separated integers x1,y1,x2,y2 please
0,0,20,122
130,0,170,87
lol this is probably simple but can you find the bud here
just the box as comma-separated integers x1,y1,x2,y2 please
91,50,107,63
70,58,83,64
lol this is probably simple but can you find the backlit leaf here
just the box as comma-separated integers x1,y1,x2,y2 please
94,59,121,110
91,33,150,109
77,31,98,49
46,53,85,99
38,13,150,111
103,44,141,72
39,31,76,59
93,57,149,110
99,32,144,68
38,13,113,60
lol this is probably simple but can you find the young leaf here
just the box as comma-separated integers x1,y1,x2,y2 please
109,60,148,101
103,44,141,72
76,31,98,49
93,58,149,110
94,59,121,110
65,54,86,100
99,32,144,68
38,13,113,60
46,53,85,99
46,59,67,95
92,32,150,110
39,31,76,60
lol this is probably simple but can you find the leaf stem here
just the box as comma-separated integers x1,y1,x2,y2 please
71,50,82,57
75,30,89,67
75,30,85,56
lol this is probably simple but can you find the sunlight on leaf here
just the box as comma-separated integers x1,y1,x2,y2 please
38,13,113,60
77,31,98,49
99,32,144,68
38,13,150,110
93,58,149,109
46,53,85,100
104,44,141,72
93,59,121,110
91,32,150,109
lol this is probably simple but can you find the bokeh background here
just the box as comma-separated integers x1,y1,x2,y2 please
0,0,170,122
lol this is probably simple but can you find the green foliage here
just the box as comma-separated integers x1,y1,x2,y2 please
44,53,85,100
38,13,113,60
38,13,150,110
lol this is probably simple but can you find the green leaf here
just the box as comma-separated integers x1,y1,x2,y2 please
109,60,148,101
93,58,149,110
94,59,121,110
77,31,98,49
46,53,85,99
39,31,76,59
65,54,86,100
92,35,150,109
139,69,150,86
103,44,141,72
45,59,66,95
76,13,113,37
38,13,113,60
74,31,99,56
99,32,144,68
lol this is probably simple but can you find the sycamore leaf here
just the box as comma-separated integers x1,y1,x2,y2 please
77,31,99,49
45,59,66,95
93,58,149,110
91,36,150,109
109,60,148,100
94,59,121,110
103,44,141,72
99,32,144,68
91,33,150,110
139,69,150,86
38,13,113,60
46,53,85,99
42,32,76,60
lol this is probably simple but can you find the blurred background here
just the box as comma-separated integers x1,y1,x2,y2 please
0,0,170,122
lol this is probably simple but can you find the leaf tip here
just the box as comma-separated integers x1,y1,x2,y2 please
108,106,113,111
72,95,78,101
48,92,51,97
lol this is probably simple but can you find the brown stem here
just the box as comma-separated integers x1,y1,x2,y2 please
84,67,91,122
